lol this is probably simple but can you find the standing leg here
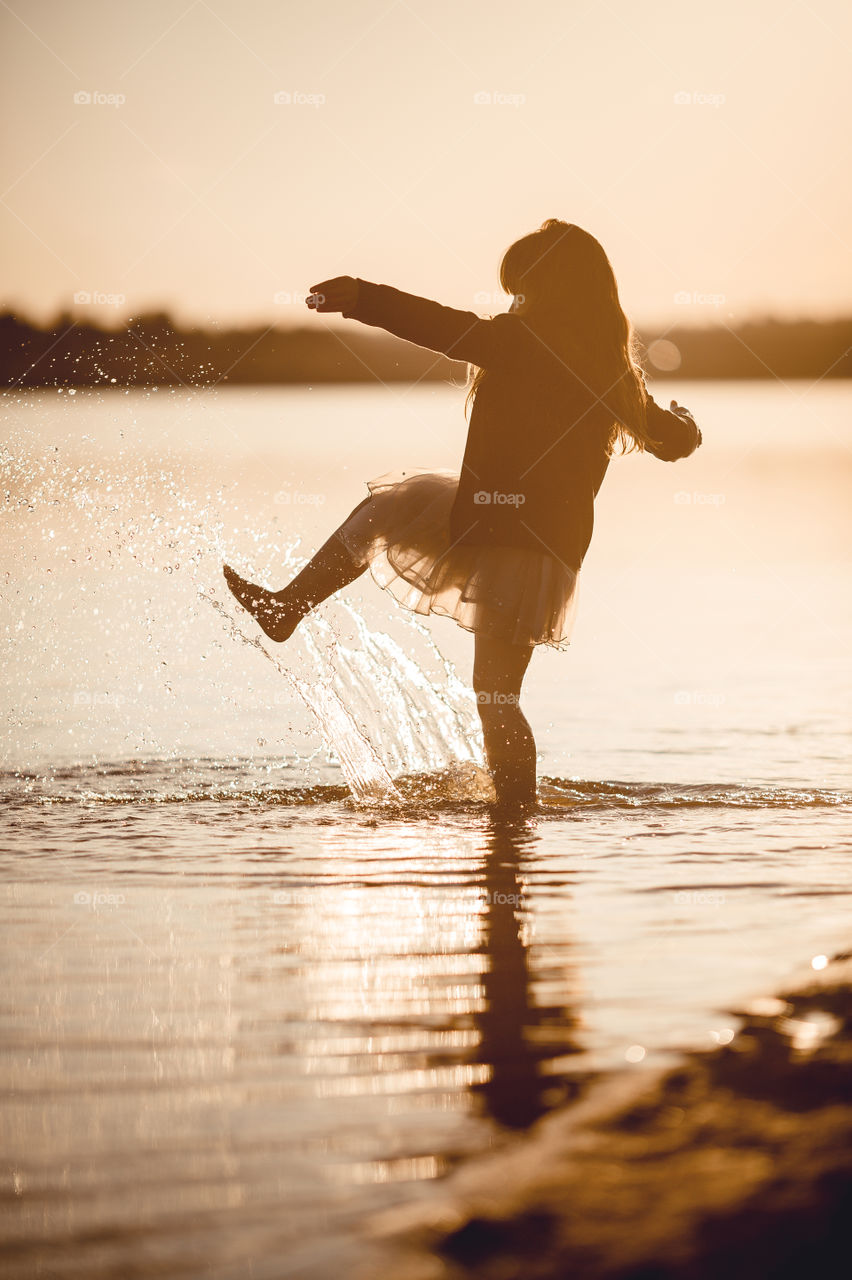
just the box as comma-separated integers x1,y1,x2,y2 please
223,498,370,642
473,634,536,808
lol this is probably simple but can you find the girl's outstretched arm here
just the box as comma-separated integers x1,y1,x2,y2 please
306,275,519,368
643,393,702,461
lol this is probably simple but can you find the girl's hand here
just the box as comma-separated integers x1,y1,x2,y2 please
306,276,359,314
670,400,702,447
669,399,694,421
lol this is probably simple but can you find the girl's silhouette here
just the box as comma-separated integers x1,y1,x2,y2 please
225,220,701,808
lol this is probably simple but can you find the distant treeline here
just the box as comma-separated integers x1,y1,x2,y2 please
2,310,850,388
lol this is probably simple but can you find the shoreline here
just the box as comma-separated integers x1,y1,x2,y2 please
362,953,852,1279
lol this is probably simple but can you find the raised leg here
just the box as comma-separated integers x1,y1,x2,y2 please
473,633,536,809
223,499,370,642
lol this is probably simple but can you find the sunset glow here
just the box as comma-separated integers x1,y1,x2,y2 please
3,0,851,329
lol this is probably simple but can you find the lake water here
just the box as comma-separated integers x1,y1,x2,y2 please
2,381,851,1277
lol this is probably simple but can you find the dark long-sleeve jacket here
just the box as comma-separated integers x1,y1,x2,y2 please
344,280,701,570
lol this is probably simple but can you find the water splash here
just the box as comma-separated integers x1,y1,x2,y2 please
199,589,487,806
203,591,401,805
301,600,484,776
3,422,484,799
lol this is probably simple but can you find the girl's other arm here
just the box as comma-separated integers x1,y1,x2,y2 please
306,275,516,368
643,393,702,461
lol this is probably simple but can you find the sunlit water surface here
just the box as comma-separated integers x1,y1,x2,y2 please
2,383,851,1277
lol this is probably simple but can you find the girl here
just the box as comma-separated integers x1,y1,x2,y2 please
224,220,701,808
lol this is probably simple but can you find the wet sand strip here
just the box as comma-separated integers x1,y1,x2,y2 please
364,954,852,1279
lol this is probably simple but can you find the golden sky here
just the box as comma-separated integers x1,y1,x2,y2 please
2,0,851,330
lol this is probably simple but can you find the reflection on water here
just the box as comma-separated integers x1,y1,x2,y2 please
476,818,580,1129
478,819,545,1129
473,814,588,1126
0,786,589,1277
3,764,851,1277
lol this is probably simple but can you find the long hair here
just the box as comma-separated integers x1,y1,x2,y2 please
466,220,655,454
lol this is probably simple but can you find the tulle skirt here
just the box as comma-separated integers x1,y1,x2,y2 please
336,469,580,649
